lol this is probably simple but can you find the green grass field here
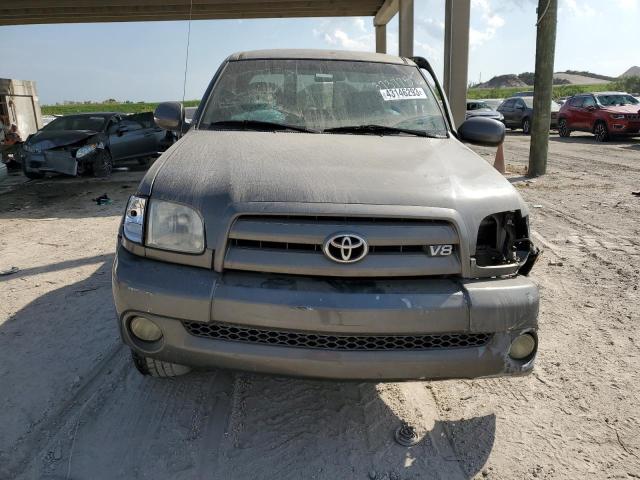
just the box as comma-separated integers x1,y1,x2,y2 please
41,100,201,116
466,83,615,100
41,80,629,116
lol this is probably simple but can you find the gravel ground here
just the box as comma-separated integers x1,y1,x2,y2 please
0,132,638,480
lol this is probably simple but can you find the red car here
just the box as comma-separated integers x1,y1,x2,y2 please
558,92,640,142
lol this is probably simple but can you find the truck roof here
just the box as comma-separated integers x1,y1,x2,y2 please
228,49,415,66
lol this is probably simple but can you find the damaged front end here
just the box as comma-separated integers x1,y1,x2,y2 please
471,210,540,278
22,132,106,176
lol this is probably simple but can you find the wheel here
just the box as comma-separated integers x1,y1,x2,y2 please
131,350,191,377
21,159,44,179
522,117,531,135
92,149,113,177
594,121,609,142
558,118,571,137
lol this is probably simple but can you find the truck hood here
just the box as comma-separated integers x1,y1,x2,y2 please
146,130,528,245
26,130,99,151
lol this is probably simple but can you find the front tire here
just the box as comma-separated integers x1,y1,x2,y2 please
131,350,191,377
558,118,571,137
22,160,44,179
92,149,113,177
522,117,531,135
594,121,609,142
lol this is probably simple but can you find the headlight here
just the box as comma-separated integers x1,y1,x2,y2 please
76,142,103,158
147,199,205,253
23,143,38,153
123,195,146,244
610,114,625,120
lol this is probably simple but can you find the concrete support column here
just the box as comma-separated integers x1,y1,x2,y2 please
375,24,387,53
398,0,413,57
443,0,470,127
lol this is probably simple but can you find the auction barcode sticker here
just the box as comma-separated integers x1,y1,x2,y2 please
379,87,427,101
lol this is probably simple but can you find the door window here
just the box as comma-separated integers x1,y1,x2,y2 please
569,97,583,107
582,96,596,108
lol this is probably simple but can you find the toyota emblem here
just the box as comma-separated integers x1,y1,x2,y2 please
323,233,368,264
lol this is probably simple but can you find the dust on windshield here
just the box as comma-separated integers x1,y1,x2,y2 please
200,59,448,136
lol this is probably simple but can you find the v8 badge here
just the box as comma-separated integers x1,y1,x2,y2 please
426,244,453,256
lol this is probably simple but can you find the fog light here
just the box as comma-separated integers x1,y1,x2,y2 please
509,333,536,360
130,316,163,342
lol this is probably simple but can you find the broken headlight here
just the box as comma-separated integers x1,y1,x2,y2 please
475,211,536,271
146,200,205,254
123,195,146,244
76,142,103,159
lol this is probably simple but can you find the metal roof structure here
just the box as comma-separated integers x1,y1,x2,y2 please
0,1,388,25
0,0,472,125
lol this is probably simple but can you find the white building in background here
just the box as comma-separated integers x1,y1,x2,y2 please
0,79,43,138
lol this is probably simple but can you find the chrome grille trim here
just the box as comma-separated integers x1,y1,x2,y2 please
224,215,462,277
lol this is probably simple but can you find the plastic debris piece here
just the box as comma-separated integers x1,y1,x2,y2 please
0,266,19,276
92,193,112,205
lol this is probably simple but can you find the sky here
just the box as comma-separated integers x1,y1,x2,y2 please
1,0,638,105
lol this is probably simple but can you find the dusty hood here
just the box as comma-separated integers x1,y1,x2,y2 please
146,130,527,245
26,130,99,151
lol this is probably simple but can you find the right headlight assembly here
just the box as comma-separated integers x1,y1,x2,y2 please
123,196,205,254
474,211,539,275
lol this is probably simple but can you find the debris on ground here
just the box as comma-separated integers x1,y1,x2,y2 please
394,422,420,447
92,193,112,205
0,266,19,276
632,191,640,197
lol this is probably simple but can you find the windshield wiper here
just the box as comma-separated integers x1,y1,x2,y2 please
323,124,444,138
204,120,318,133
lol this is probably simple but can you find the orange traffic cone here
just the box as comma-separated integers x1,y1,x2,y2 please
493,142,506,174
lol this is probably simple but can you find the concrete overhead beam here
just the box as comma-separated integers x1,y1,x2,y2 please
0,0,386,25
374,0,398,26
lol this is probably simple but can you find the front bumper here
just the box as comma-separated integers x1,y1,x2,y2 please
112,246,539,380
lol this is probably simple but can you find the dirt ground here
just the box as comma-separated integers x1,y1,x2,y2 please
0,132,638,480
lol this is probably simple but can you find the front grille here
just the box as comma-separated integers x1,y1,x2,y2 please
224,215,462,277
183,321,491,351
626,114,640,120
229,238,427,254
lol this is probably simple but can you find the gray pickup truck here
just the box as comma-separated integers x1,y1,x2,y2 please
112,49,539,380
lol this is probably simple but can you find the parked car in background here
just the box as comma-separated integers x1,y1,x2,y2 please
466,100,504,122
21,112,174,178
558,92,640,142
481,98,504,111
556,96,569,106
497,96,560,134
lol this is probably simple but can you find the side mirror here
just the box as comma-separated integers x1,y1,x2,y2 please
154,102,184,132
458,117,505,147
116,125,129,135
516,105,525,110
586,105,596,111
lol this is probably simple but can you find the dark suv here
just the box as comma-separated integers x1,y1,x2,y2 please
557,92,640,142
497,96,560,134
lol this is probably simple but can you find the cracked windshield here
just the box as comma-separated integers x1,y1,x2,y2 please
201,59,448,135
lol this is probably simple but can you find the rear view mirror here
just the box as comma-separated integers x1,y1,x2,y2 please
458,117,505,147
154,102,184,132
